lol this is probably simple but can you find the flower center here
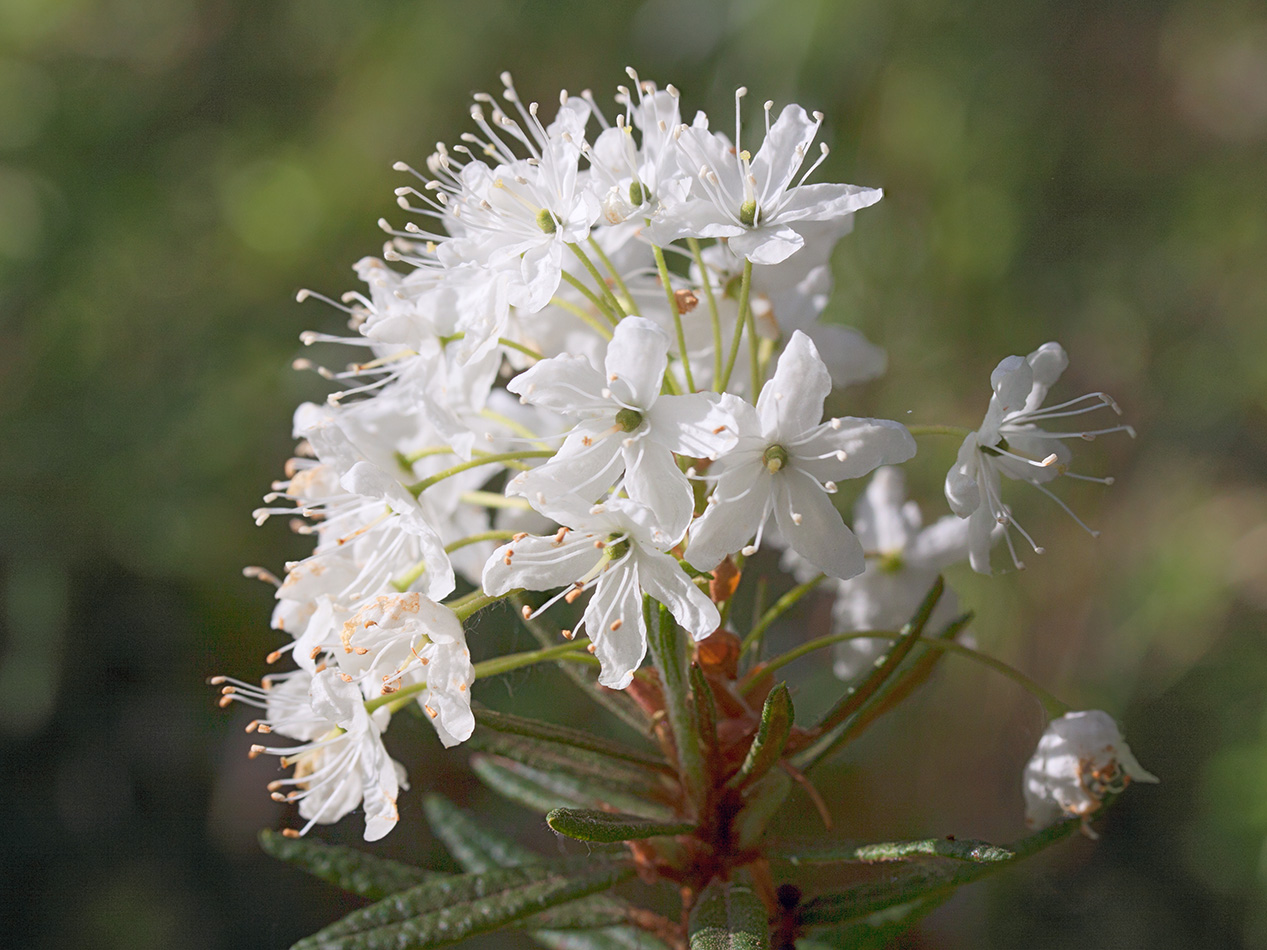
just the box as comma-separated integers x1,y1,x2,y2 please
604,534,631,562
629,180,647,206
878,551,905,574
536,208,558,234
763,444,789,473
739,198,758,226
615,407,644,432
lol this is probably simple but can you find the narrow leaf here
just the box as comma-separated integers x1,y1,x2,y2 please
475,706,672,772
799,893,951,950
424,795,670,947
547,807,696,843
470,754,679,820
773,836,1013,866
688,878,771,949
727,683,793,791
259,829,433,900
732,768,792,852
466,727,675,801
423,793,537,871
797,816,1084,930
690,662,720,768
293,857,633,950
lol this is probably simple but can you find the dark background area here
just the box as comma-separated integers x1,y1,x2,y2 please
2,0,1266,946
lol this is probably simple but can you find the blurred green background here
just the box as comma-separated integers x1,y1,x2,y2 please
2,0,1265,946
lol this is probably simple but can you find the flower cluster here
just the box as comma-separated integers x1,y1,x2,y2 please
215,70,1145,841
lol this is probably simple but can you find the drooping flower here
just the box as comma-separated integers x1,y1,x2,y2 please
945,342,1134,573
216,668,408,841
481,496,720,689
685,331,915,579
506,316,737,539
1023,710,1158,833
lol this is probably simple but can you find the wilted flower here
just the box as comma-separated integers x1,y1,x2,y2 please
1023,710,1158,834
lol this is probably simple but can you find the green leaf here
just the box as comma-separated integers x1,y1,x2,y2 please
733,768,793,852
688,878,771,949
796,817,1084,931
466,727,676,801
293,857,634,950
727,683,793,791
259,829,433,900
690,663,720,767
773,836,1013,866
547,807,696,843
423,793,538,871
470,754,679,820
423,795,671,948
474,706,673,773
796,893,950,949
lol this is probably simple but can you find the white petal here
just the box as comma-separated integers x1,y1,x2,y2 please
638,550,721,641
775,182,884,223
990,355,1033,415
360,751,405,841
944,434,982,518
507,354,608,415
757,331,831,438
1023,342,1068,412
622,439,696,542
604,316,669,408
750,104,820,196
584,562,647,689
684,465,772,571
482,532,604,597
795,417,917,484
774,468,865,580
647,392,741,459
966,504,995,574
729,225,805,265
509,422,625,509
906,515,972,570
854,466,914,553
515,239,565,313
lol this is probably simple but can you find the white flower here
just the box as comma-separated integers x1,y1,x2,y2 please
220,668,409,841
337,593,475,748
829,467,970,679
428,78,600,312
945,343,1134,573
685,331,915,579
649,93,882,265
1023,710,1158,833
506,316,737,539
481,496,720,689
